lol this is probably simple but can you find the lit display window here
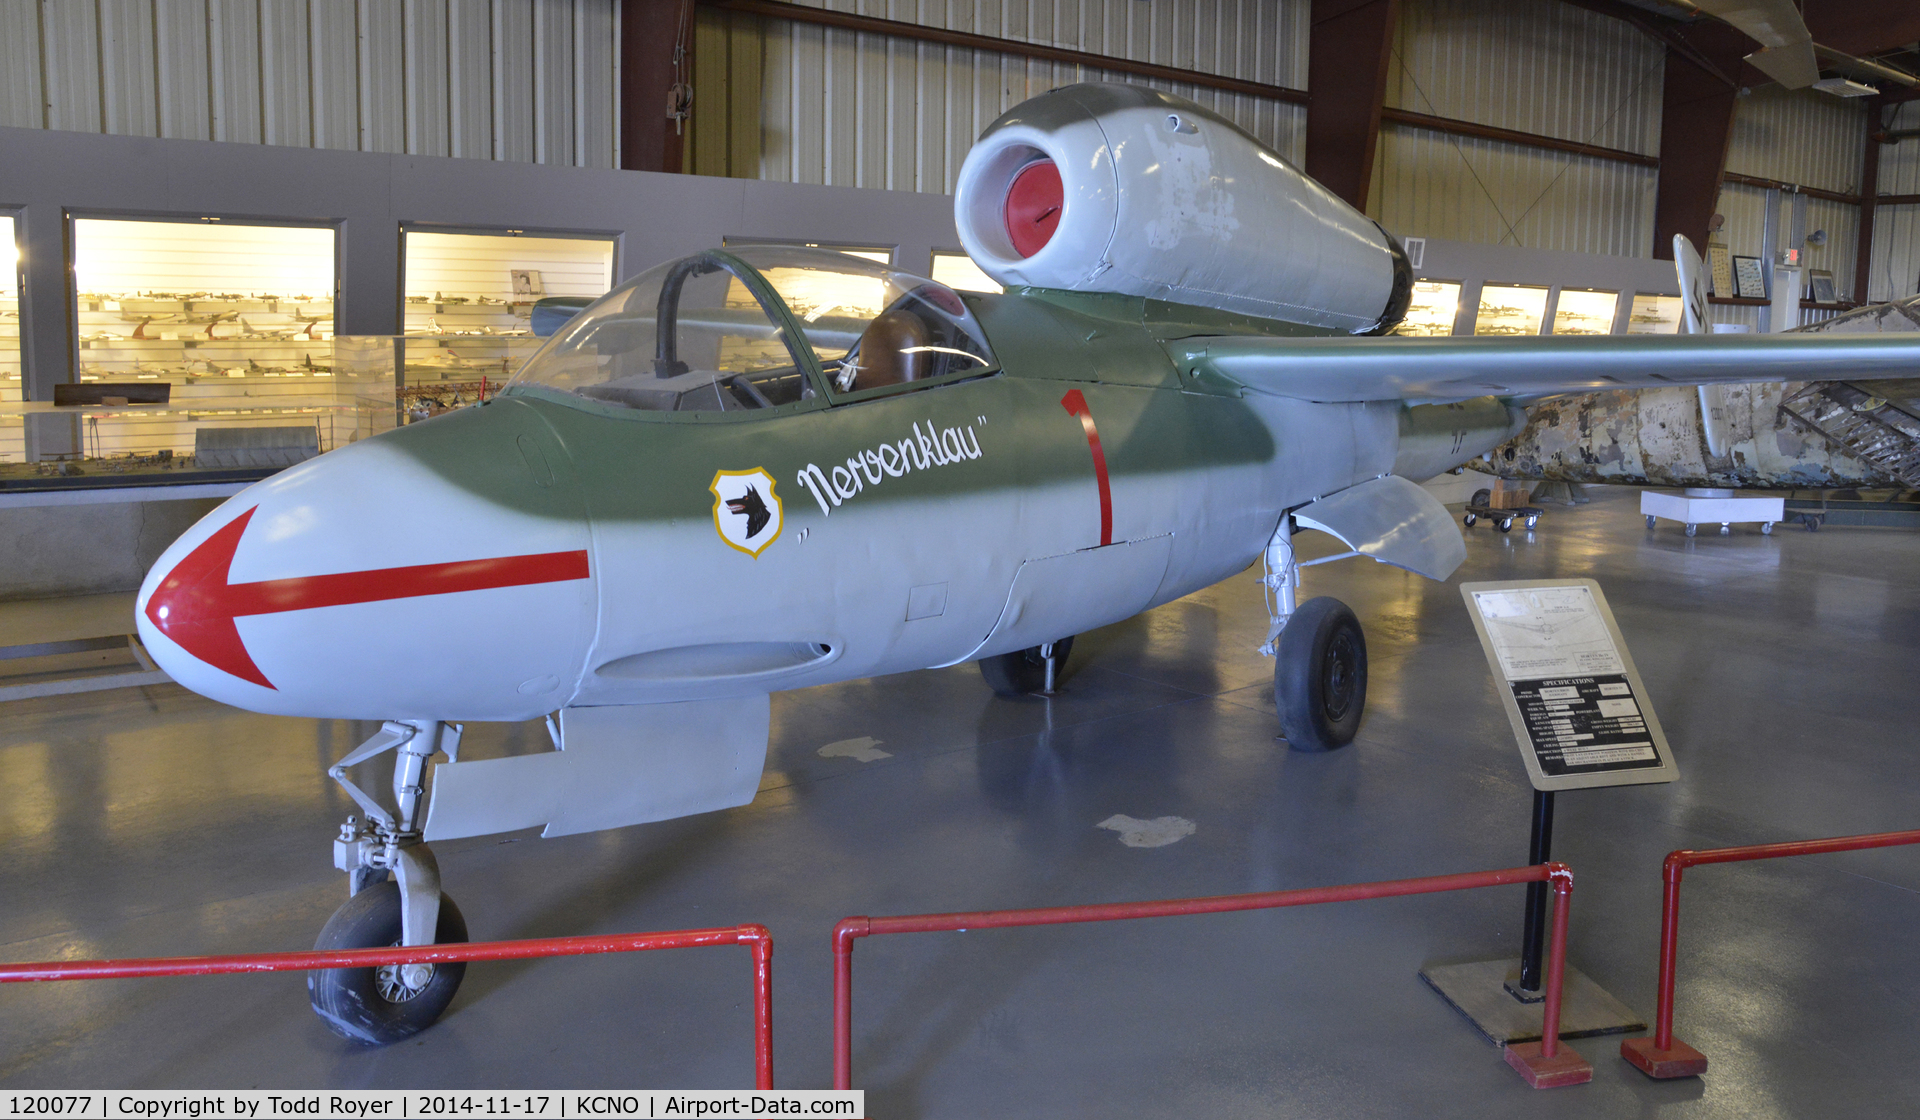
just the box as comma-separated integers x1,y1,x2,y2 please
1627,294,1683,335
1,215,17,402
1391,280,1462,336
402,230,615,336
1550,289,1619,335
1473,285,1549,336
931,251,1003,294
400,230,615,417
60,217,350,465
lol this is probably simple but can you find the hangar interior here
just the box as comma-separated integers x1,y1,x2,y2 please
2,0,1919,1113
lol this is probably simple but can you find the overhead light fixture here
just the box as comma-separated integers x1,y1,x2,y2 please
1812,77,1880,97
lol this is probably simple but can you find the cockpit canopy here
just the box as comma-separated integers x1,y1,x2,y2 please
503,245,997,414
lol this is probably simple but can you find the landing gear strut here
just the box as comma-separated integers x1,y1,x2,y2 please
1261,516,1368,751
311,720,468,1044
980,637,1075,696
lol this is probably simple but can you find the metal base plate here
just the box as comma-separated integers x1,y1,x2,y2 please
1420,959,1646,1045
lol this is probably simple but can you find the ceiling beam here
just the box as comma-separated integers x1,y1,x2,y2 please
1303,0,1400,211
702,0,1310,105
1380,107,1659,167
1803,2,1920,60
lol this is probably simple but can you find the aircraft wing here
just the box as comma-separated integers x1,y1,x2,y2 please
1180,333,1920,405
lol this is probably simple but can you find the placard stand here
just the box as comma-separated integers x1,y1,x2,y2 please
1422,579,1672,1044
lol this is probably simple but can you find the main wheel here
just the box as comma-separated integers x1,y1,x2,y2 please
309,880,468,1045
1274,597,1367,752
979,636,1074,696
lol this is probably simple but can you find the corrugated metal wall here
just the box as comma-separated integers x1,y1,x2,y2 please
689,0,1310,192
1871,101,1920,303
0,0,618,166
1369,0,1662,256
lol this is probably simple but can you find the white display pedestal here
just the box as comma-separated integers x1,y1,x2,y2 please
1641,489,1783,537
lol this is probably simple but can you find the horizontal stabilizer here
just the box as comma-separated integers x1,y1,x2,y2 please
1181,333,1920,405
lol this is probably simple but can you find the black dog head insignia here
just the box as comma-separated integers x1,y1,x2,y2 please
726,485,772,539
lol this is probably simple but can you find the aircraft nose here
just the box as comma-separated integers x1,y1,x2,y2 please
137,402,596,721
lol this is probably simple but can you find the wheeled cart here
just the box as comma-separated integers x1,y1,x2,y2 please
1463,503,1541,533
1640,489,1783,537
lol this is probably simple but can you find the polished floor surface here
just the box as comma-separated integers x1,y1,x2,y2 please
2,485,1916,1117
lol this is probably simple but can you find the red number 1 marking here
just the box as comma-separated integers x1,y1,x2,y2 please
1060,388,1113,547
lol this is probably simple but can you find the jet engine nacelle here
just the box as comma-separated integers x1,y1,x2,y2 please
955,83,1413,334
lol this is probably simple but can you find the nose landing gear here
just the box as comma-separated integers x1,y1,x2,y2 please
313,720,468,1044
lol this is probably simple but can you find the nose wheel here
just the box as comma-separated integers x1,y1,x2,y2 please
316,720,467,1044
309,881,469,1044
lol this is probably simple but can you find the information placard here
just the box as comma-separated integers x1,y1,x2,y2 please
1460,579,1677,791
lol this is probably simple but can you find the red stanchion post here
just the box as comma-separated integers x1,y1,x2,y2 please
1621,827,1920,1080
833,918,867,1092
1502,866,1594,1087
1620,854,1709,1078
737,924,776,1091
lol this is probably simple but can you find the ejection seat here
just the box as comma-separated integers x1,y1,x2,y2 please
846,309,931,390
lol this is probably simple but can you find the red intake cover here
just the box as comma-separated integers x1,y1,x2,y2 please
1003,159,1063,258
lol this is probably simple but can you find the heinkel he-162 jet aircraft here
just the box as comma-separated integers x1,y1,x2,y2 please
136,83,1920,1043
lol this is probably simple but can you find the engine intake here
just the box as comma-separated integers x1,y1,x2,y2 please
956,84,1411,335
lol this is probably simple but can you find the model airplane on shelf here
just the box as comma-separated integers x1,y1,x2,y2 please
134,82,1920,1044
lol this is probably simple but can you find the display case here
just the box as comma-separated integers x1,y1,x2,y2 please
0,336,398,491
1391,280,1462,336
1550,289,1620,335
1473,285,1549,336
400,229,615,413
1,215,17,402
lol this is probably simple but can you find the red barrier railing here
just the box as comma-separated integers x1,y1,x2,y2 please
1622,828,1920,1079
834,863,1587,1090
0,923,775,1088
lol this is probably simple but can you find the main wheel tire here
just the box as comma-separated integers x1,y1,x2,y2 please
1471,488,1491,507
309,880,468,1045
979,636,1074,696
1274,597,1367,752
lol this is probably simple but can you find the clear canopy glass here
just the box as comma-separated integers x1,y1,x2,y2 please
504,245,996,413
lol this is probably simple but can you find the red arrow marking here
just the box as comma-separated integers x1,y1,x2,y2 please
143,507,590,689
1060,388,1113,546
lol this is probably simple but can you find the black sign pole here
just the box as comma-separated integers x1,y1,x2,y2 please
1513,789,1556,999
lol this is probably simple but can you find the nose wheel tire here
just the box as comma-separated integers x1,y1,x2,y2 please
309,880,468,1045
1274,597,1367,752
979,636,1074,696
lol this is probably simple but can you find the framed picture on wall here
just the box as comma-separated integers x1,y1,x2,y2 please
1809,270,1837,304
1733,255,1768,299
1707,243,1734,297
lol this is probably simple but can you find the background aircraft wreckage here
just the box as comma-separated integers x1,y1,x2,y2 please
137,83,1920,1043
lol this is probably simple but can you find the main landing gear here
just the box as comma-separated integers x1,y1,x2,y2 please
312,720,468,1044
1262,517,1369,752
980,637,1075,695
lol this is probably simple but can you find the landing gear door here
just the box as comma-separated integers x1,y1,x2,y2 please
423,695,771,841
967,535,1173,661
1292,475,1465,581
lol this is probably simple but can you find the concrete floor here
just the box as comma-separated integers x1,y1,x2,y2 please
1,484,1916,1116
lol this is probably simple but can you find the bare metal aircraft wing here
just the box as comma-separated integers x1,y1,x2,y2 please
1179,333,1920,405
